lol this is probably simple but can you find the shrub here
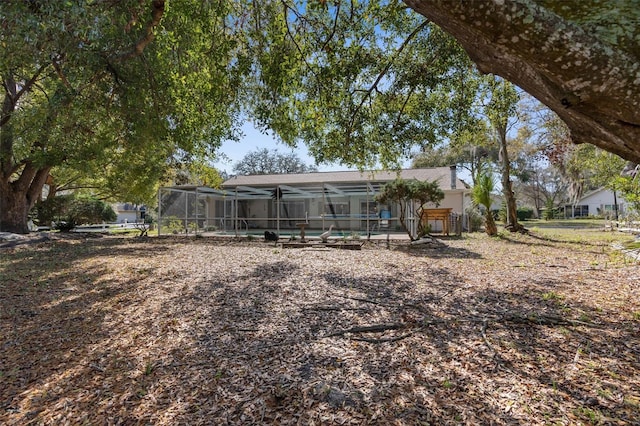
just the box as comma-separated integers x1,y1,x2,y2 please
32,195,117,229
69,197,117,224
54,219,77,232
163,216,184,234
543,199,559,220
32,194,74,226
517,207,534,221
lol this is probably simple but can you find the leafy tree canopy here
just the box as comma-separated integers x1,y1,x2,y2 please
232,148,318,175
245,1,477,170
1,0,244,232
376,178,443,240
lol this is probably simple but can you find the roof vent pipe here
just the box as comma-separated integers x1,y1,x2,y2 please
449,165,457,189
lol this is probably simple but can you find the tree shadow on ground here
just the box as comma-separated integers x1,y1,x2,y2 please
497,229,614,252
172,254,639,425
393,239,483,259
0,237,173,424
3,238,637,425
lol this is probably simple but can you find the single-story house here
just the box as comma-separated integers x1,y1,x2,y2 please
563,188,628,218
157,166,472,237
112,203,147,223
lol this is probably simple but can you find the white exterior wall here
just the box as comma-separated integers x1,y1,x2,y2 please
116,211,138,223
578,190,627,216
438,191,468,214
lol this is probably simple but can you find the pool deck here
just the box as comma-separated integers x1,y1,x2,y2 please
197,231,415,241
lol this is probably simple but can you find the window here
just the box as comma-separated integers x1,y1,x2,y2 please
273,200,306,221
603,204,624,216
324,202,350,216
285,201,306,221
574,205,589,217
360,201,378,217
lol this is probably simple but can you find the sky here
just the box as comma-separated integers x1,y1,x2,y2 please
212,122,413,175
213,122,353,174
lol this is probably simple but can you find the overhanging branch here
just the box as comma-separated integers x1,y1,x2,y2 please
115,0,165,62
346,20,430,142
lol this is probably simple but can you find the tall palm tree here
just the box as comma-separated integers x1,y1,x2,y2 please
472,169,498,236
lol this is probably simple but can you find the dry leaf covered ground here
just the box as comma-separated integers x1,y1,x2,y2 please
1,229,639,425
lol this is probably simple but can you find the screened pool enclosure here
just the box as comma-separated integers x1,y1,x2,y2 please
157,168,470,238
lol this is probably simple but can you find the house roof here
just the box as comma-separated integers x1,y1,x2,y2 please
160,167,468,201
222,167,466,190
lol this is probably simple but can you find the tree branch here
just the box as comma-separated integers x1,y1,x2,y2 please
51,54,73,91
26,166,52,209
393,85,417,130
319,0,341,53
1,65,49,128
345,19,429,146
352,333,414,343
403,0,640,163
115,0,165,62
324,322,406,338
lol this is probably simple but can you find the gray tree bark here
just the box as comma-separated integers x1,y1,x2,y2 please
404,0,640,163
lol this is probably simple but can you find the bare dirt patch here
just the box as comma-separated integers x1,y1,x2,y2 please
1,231,639,425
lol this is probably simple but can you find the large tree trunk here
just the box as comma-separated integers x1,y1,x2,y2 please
498,130,524,232
501,174,520,231
0,165,51,234
1,74,55,234
403,0,640,164
0,183,31,234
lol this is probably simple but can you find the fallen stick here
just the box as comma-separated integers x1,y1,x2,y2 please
480,319,497,355
351,332,414,344
301,305,369,312
324,323,406,338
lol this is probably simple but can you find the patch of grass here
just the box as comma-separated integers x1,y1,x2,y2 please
108,228,141,235
578,313,592,323
623,241,640,250
573,406,602,423
532,226,635,246
527,218,606,228
143,360,156,376
558,326,572,336
624,395,640,408
542,291,563,302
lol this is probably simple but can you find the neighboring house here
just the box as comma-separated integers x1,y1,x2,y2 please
158,167,472,236
112,203,147,223
564,188,628,218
